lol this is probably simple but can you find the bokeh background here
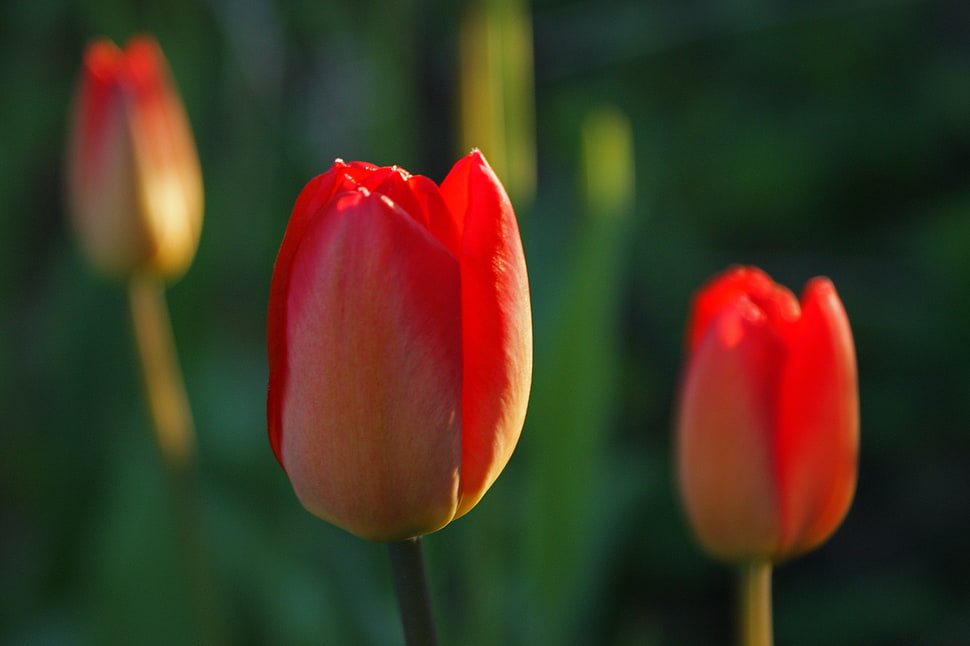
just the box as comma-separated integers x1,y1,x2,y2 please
2,0,969,644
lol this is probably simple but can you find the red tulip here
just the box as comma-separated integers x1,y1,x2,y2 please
267,151,532,542
676,266,858,563
66,36,203,280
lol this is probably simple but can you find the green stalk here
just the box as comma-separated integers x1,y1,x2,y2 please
388,537,439,646
738,560,773,646
128,273,195,467
128,273,224,644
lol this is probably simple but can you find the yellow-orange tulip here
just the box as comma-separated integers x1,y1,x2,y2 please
66,36,202,280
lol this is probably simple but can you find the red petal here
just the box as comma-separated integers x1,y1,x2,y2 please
677,300,786,560
408,174,461,258
775,278,858,558
74,40,123,177
279,190,463,541
363,166,430,229
440,151,532,518
267,162,360,463
688,266,798,354
66,40,140,272
124,38,179,162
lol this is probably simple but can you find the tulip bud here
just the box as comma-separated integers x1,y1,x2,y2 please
267,151,532,542
676,266,858,563
66,36,203,280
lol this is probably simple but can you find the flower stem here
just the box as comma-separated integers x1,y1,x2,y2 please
128,274,224,644
387,537,439,646
738,560,773,646
128,273,195,467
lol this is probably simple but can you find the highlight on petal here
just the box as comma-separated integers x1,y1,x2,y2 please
124,37,203,278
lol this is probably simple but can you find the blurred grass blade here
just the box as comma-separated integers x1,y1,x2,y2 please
459,0,536,209
523,105,635,644
582,107,635,222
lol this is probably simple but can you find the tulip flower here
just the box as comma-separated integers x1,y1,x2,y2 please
676,266,858,646
676,266,858,564
64,37,216,641
267,150,532,543
66,35,203,281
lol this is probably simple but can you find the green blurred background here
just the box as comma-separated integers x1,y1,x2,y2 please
2,0,969,644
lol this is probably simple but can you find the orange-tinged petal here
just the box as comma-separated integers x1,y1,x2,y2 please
72,40,124,184
66,36,202,280
67,41,147,275
677,299,786,561
279,189,463,542
268,162,393,462
124,37,203,278
775,278,859,558
440,151,532,518
268,163,361,461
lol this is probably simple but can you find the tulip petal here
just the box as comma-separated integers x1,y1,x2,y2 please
67,41,148,275
279,189,463,541
73,40,124,182
440,151,532,518
124,37,203,278
775,278,858,557
408,174,462,258
688,266,799,353
268,163,364,462
677,300,785,561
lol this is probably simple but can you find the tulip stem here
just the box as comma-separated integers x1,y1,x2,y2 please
128,274,224,644
128,273,195,466
738,560,773,646
388,537,439,646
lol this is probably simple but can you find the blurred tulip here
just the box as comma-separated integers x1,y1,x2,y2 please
66,35,203,280
267,151,532,542
676,266,858,563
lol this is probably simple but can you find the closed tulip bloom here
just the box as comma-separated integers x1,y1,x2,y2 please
66,36,203,280
676,266,858,563
267,151,532,542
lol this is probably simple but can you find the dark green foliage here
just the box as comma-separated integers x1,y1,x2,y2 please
2,1,968,644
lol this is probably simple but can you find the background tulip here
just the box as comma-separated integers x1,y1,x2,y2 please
676,266,858,564
267,150,532,543
66,35,202,281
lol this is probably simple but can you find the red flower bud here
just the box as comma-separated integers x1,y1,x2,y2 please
66,36,203,280
676,266,858,563
267,151,532,542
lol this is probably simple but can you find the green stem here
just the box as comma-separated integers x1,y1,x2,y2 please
128,273,195,467
388,537,439,646
128,274,224,644
738,560,773,646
